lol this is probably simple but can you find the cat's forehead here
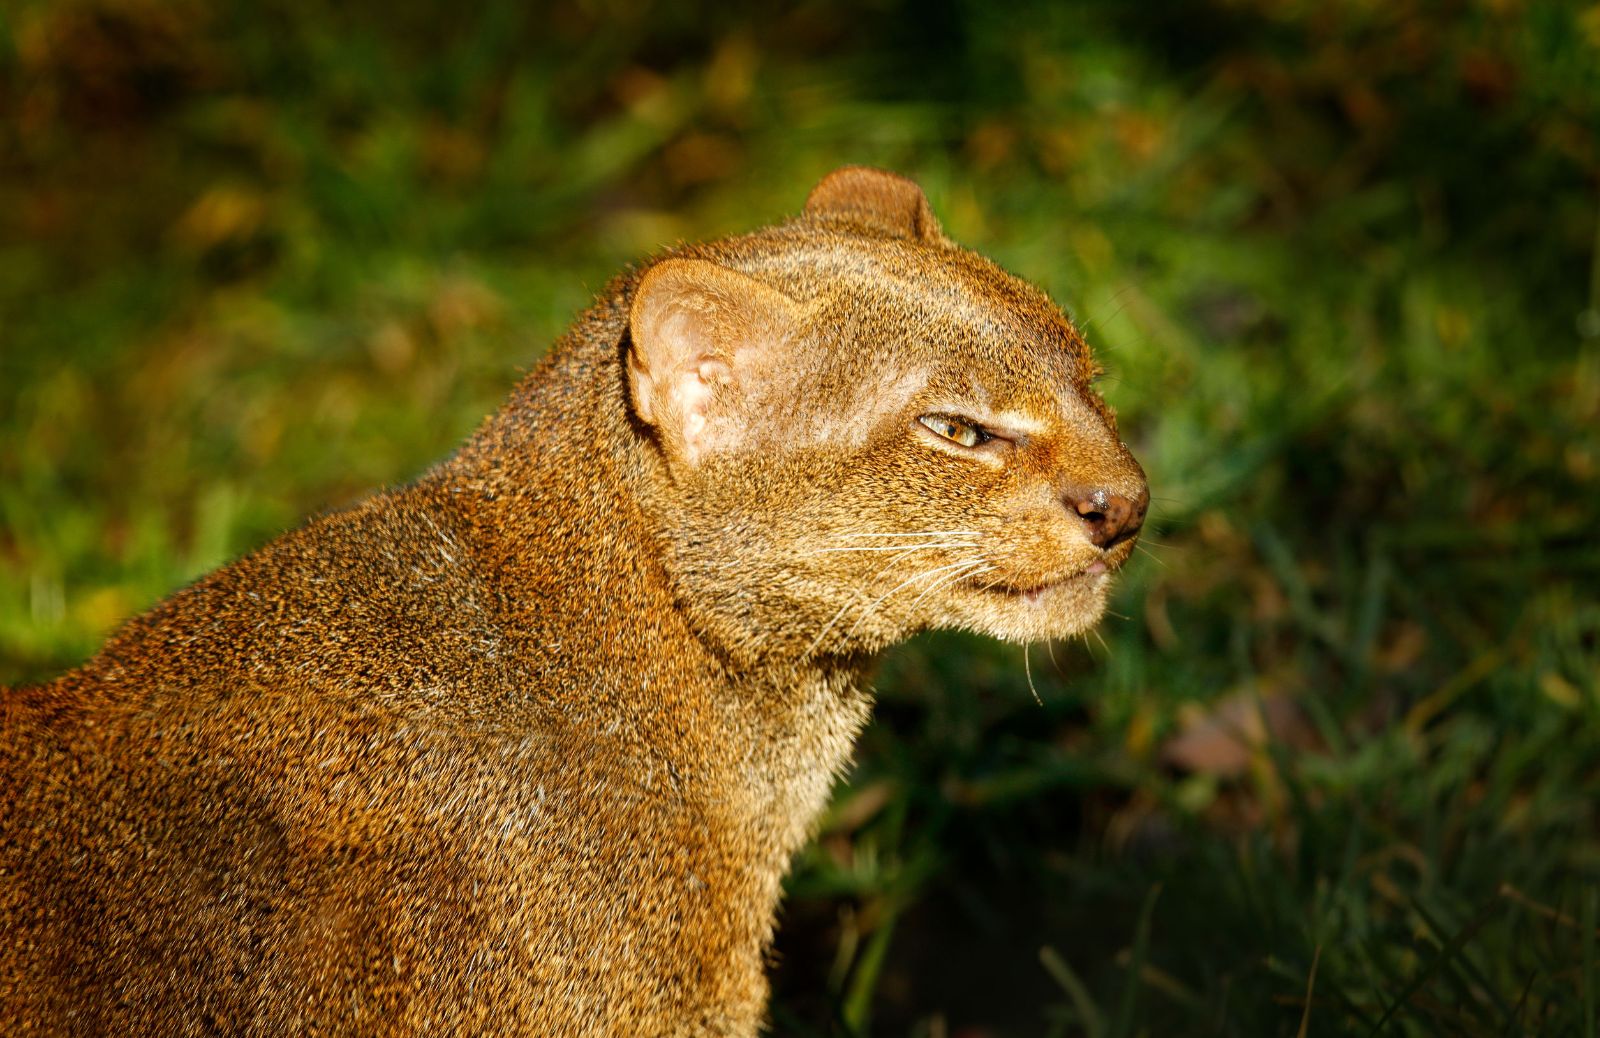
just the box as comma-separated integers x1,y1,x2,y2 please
825,250,1092,407
725,230,1094,387
898,280,1088,387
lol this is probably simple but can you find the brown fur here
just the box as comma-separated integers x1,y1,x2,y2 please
0,168,1146,1035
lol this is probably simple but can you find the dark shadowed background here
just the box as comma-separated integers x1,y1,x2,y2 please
3,1,1598,1034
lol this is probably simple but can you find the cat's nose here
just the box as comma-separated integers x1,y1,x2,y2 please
1067,486,1147,550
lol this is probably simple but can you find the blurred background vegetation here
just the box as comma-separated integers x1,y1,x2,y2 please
3,0,1599,1033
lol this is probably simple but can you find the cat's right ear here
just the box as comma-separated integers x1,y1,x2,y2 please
627,259,802,468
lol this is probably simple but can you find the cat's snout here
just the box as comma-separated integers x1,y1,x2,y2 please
1066,485,1148,550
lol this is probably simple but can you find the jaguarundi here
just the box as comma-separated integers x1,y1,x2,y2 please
1,166,1148,1035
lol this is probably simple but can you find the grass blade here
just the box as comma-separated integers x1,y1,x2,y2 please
1041,945,1106,1038
1366,893,1501,1036
1111,883,1162,1038
1583,884,1596,1038
1297,944,1321,1038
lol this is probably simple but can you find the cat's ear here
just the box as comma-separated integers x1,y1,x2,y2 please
804,166,949,245
627,258,802,466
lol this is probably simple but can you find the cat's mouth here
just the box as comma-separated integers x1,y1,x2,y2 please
945,554,1124,643
982,560,1110,603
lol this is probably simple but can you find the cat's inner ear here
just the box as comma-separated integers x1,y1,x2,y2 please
627,258,802,466
804,166,949,245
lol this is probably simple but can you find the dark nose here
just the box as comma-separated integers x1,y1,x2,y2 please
1067,486,1148,550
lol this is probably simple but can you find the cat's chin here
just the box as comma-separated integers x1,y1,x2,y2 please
949,568,1116,644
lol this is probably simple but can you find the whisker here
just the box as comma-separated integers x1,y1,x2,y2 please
845,558,985,638
1133,543,1167,567
804,550,948,658
975,567,1020,594
806,556,980,655
904,561,993,614
803,594,865,659
807,542,981,555
1023,642,1042,706
853,546,963,587
836,530,982,539
874,544,972,569
1089,629,1112,658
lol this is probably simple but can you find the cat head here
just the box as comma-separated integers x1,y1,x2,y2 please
625,167,1147,660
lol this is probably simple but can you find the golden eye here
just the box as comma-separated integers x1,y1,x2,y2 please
917,414,988,448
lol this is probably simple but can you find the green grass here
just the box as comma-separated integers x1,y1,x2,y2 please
3,1,1598,1033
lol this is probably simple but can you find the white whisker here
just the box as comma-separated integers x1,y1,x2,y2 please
807,542,982,555
803,594,864,659
904,561,993,614
836,530,982,538
976,570,1012,594
805,557,978,657
843,558,984,638
1134,543,1167,567
853,562,986,638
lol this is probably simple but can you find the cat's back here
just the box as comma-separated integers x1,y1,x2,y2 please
1,655,758,1035
0,490,492,1029
0,471,768,1033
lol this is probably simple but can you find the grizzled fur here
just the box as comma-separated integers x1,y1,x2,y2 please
0,168,1147,1035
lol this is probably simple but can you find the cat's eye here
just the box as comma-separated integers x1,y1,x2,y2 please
917,414,991,448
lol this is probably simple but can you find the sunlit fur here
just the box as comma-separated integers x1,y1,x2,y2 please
644,218,1146,664
0,168,1145,1035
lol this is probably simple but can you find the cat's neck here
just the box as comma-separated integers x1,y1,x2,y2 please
442,318,873,846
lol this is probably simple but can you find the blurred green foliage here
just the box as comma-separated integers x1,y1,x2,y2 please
3,0,1599,1033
